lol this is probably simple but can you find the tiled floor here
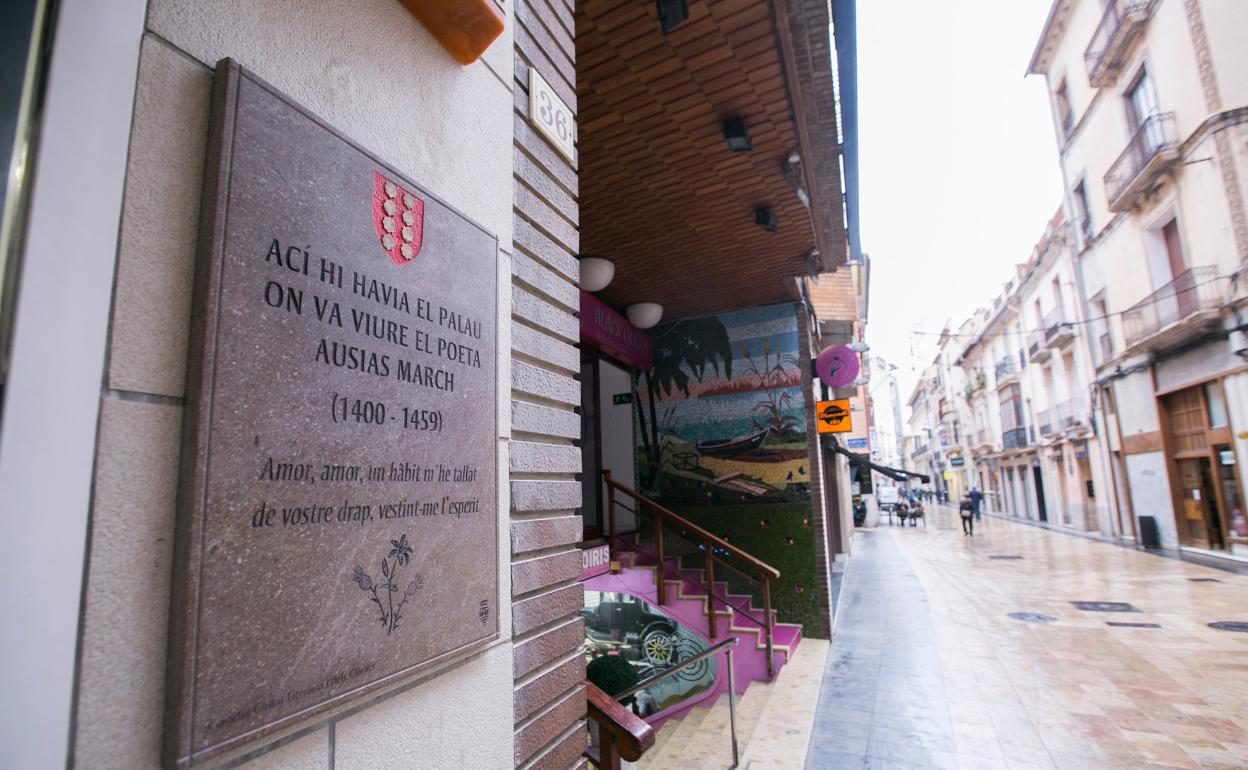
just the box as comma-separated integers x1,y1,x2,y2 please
805,507,1248,770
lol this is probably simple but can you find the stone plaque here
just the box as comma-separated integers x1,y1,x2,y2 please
166,61,498,767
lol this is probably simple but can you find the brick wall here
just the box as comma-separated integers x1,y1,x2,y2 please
510,0,586,765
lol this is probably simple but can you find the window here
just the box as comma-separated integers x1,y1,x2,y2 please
1206,382,1229,428
1072,181,1093,241
1055,78,1075,139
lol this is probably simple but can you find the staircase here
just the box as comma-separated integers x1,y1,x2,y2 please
585,475,819,769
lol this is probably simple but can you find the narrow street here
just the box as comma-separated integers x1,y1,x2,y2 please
805,507,1248,770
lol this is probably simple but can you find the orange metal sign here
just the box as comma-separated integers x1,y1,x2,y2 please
816,399,852,433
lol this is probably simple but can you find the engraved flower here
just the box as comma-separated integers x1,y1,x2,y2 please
403,193,414,208
382,216,395,233
381,234,395,250
351,565,372,591
401,227,413,243
402,210,414,226
405,573,426,597
383,199,396,215
384,181,397,198
400,244,413,260
389,534,412,566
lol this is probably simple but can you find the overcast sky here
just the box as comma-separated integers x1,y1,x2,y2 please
857,0,1065,401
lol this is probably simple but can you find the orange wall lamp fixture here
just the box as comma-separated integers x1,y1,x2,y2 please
401,0,504,65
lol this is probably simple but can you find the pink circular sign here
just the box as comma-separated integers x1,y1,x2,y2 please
816,345,859,388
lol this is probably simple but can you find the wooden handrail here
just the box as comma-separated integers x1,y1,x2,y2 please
603,470,782,678
585,681,655,765
603,472,781,580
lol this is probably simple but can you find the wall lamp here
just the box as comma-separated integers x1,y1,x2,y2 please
579,257,615,292
626,303,664,329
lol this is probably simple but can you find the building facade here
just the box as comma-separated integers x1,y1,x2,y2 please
1030,0,1248,556
0,0,858,767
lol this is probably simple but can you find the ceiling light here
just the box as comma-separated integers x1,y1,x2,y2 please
754,207,778,232
579,257,615,292
722,118,752,151
656,0,688,34
626,303,664,329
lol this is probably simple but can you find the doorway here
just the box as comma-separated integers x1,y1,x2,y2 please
1033,465,1048,522
1175,457,1223,549
579,355,639,542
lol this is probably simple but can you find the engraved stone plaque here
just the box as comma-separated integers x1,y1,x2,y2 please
166,60,498,767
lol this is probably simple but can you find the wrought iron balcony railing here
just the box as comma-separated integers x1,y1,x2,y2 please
1085,0,1157,87
1105,113,1179,212
1043,307,1074,347
1002,427,1029,450
995,356,1018,383
1122,266,1226,347
1027,329,1047,362
1038,408,1055,437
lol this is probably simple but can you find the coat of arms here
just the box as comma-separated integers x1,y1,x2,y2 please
372,172,425,265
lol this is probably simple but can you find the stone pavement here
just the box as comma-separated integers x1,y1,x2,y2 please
804,506,1248,769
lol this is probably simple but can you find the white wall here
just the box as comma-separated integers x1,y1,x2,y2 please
599,359,637,533
56,0,519,767
0,1,145,767
1126,451,1178,547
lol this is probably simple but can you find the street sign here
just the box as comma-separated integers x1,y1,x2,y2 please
816,399,852,433
950,457,965,467
846,437,868,449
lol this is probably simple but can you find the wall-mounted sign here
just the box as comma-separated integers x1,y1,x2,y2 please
950,457,965,467
529,68,576,163
613,392,634,405
816,399,852,433
580,544,611,581
580,290,653,370
815,345,859,389
166,61,499,767
846,437,868,450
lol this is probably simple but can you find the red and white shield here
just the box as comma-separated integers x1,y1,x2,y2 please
372,172,425,266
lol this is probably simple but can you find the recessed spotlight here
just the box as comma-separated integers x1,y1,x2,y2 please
656,0,688,34
722,118,752,151
754,206,778,232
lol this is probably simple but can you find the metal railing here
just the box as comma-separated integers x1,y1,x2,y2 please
1085,0,1156,86
1122,266,1226,346
1043,307,1072,344
911,444,929,459
615,638,741,768
995,356,1017,382
1027,330,1044,359
603,472,780,678
1038,408,1055,437
1002,426,1029,450
1105,112,1178,210
1056,399,1082,430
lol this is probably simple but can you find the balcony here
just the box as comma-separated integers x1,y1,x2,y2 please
1105,113,1179,212
995,356,1019,386
1084,0,1158,87
1002,427,1029,450
1043,307,1075,348
1028,329,1050,364
1096,331,1114,366
1122,266,1228,349
1038,408,1056,438
1055,399,1084,431
911,444,929,460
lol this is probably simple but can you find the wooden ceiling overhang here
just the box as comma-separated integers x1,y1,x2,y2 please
575,0,846,320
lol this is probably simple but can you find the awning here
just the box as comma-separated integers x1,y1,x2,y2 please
823,436,930,484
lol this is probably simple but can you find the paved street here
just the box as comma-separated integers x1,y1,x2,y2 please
805,507,1248,769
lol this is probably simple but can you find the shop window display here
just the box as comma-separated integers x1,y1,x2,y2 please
580,591,716,717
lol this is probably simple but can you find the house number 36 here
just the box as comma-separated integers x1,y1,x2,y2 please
529,69,576,163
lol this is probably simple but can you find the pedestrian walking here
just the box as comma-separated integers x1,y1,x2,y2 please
959,494,975,536
969,487,984,521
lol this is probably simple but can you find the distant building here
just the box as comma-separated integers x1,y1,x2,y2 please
1030,0,1248,557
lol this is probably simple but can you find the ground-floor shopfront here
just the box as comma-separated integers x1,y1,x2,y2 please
1102,330,1248,559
